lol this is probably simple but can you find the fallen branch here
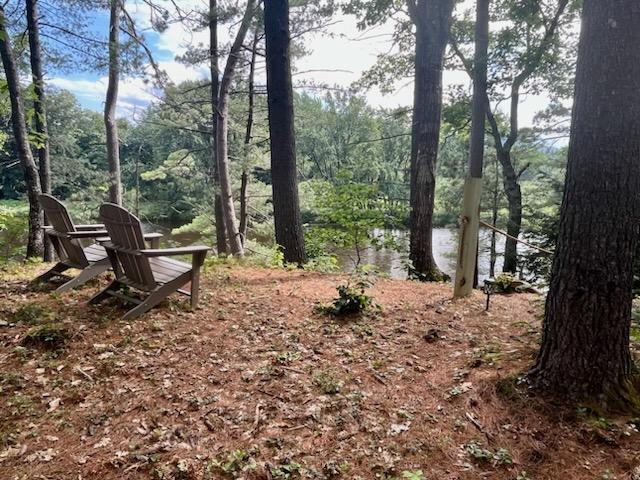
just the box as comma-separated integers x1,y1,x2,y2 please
465,411,493,442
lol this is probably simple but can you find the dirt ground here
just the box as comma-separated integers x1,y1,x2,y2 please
1,264,639,480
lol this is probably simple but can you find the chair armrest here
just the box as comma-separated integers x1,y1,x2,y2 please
75,224,105,231
44,229,68,239
99,241,141,256
42,225,53,230
67,230,109,239
95,233,161,244
144,232,163,248
141,246,210,258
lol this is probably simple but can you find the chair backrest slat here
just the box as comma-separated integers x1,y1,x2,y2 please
39,194,88,268
99,203,156,290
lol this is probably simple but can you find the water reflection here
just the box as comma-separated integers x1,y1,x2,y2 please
333,228,504,283
146,223,504,283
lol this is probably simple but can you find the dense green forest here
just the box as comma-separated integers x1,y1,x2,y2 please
0,0,579,284
1,81,566,281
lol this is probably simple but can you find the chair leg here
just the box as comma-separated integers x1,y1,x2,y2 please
122,272,191,321
89,280,123,305
190,251,206,310
190,269,201,310
56,259,110,293
31,263,69,285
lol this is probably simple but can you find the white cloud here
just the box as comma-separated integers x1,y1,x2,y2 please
54,3,559,128
49,59,208,118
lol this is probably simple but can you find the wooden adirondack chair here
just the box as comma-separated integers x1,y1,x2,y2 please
32,194,112,292
90,203,209,320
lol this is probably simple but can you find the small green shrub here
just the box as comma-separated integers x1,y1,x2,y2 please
317,268,378,316
205,449,256,478
0,201,28,262
21,323,71,350
274,351,300,365
270,460,302,479
464,441,512,466
491,274,535,294
13,346,29,362
493,448,513,466
0,372,25,394
401,470,425,480
306,178,393,267
464,440,493,461
313,371,342,394
12,303,57,325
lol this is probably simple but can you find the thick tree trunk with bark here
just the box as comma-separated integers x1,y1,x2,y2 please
0,6,43,259
530,0,640,405
209,0,228,255
105,0,122,206
26,0,53,261
264,0,307,264
216,0,256,256
408,0,455,280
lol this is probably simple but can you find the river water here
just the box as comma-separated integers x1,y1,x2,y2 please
332,228,504,282
151,224,504,283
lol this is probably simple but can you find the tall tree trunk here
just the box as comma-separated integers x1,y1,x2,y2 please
239,30,259,244
105,0,122,205
0,6,43,259
500,150,522,273
209,0,228,255
454,0,488,297
489,157,499,278
264,0,307,264
530,0,640,406
25,0,53,261
216,0,256,256
134,149,140,216
481,0,569,275
407,0,455,281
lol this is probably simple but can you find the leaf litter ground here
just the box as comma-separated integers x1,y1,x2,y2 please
1,265,639,480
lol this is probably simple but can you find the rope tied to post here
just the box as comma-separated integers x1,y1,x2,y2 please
479,220,554,255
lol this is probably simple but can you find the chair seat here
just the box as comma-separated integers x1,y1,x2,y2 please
149,256,192,284
83,243,108,263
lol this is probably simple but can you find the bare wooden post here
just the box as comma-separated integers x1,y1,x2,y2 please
454,0,489,297
454,178,483,295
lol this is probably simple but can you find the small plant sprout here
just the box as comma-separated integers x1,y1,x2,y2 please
317,267,380,316
401,470,425,480
207,449,256,477
464,441,512,467
313,370,342,394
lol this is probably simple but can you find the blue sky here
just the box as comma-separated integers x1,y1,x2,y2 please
47,0,549,127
